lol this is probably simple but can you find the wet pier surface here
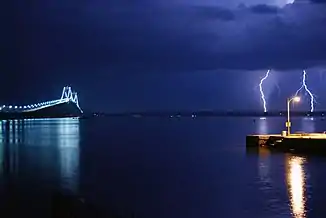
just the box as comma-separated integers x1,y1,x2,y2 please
247,133,326,153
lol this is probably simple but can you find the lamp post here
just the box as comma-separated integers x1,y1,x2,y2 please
286,96,301,136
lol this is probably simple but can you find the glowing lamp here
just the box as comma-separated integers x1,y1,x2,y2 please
293,96,300,102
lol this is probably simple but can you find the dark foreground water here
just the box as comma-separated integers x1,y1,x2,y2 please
1,117,326,217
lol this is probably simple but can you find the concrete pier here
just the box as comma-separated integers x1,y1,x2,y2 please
246,133,326,153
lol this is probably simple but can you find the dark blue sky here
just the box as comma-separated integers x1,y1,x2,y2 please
2,0,326,112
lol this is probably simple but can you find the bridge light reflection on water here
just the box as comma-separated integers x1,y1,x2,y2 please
57,118,80,191
0,118,80,193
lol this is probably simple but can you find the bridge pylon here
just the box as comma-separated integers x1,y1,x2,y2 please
61,86,83,113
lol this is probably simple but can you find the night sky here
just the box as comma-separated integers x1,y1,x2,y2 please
3,0,326,112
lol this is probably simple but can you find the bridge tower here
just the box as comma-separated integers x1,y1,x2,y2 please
61,86,73,100
60,86,83,113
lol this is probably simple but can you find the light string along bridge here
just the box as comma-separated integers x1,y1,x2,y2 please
0,86,83,114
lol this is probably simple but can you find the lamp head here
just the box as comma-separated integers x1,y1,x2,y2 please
293,96,300,102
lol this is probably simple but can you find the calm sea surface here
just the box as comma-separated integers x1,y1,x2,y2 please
1,117,326,217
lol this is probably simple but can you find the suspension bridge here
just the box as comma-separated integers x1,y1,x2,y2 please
0,87,83,118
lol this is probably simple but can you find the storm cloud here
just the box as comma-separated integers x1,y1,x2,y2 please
4,0,326,74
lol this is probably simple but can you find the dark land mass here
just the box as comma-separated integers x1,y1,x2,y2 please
88,110,326,118
1,107,325,120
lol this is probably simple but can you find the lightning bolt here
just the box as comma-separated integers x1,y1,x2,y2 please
259,69,270,113
294,70,315,112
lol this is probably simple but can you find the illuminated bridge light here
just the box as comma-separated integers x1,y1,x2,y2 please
4,86,83,114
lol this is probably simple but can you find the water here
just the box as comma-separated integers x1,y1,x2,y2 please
1,117,326,217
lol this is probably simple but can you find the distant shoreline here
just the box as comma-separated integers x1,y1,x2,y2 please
0,111,324,120
87,111,326,118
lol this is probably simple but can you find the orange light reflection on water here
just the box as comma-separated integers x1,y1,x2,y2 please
286,156,307,218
